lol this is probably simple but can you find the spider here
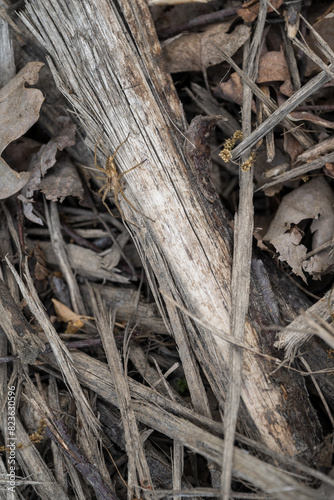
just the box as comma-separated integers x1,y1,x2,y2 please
92,133,153,227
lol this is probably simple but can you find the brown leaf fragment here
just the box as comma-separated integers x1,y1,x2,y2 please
279,78,294,97
40,156,84,202
0,62,44,199
214,72,243,105
236,0,283,23
214,72,256,111
257,48,290,84
163,21,251,73
18,118,77,224
52,298,93,334
324,162,334,178
283,131,305,163
256,48,293,96
264,177,334,281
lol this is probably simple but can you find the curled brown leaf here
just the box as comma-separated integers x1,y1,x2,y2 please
0,62,44,199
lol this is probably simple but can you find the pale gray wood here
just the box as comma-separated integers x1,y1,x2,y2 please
0,0,15,88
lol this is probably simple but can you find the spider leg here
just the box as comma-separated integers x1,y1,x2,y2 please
98,183,108,197
118,159,147,179
110,133,130,162
102,198,117,218
118,182,155,222
94,132,107,173
113,183,140,229
113,183,124,220
99,184,119,218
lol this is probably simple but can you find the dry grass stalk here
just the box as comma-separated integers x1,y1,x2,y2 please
257,150,334,192
41,348,322,500
88,286,153,498
21,376,117,499
45,202,85,315
220,2,267,497
276,289,334,361
229,16,334,160
5,257,101,443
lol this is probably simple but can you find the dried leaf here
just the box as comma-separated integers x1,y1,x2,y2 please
52,298,93,334
303,186,334,278
40,156,84,202
324,162,334,178
236,0,283,23
163,21,251,73
264,177,334,281
0,62,44,199
154,2,215,33
215,72,243,105
279,78,294,97
257,48,290,84
214,72,256,111
283,132,305,163
256,48,293,96
18,118,76,224
3,137,41,172
0,160,31,199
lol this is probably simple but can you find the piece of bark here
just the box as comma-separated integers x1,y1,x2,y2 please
185,115,223,203
21,0,322,463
